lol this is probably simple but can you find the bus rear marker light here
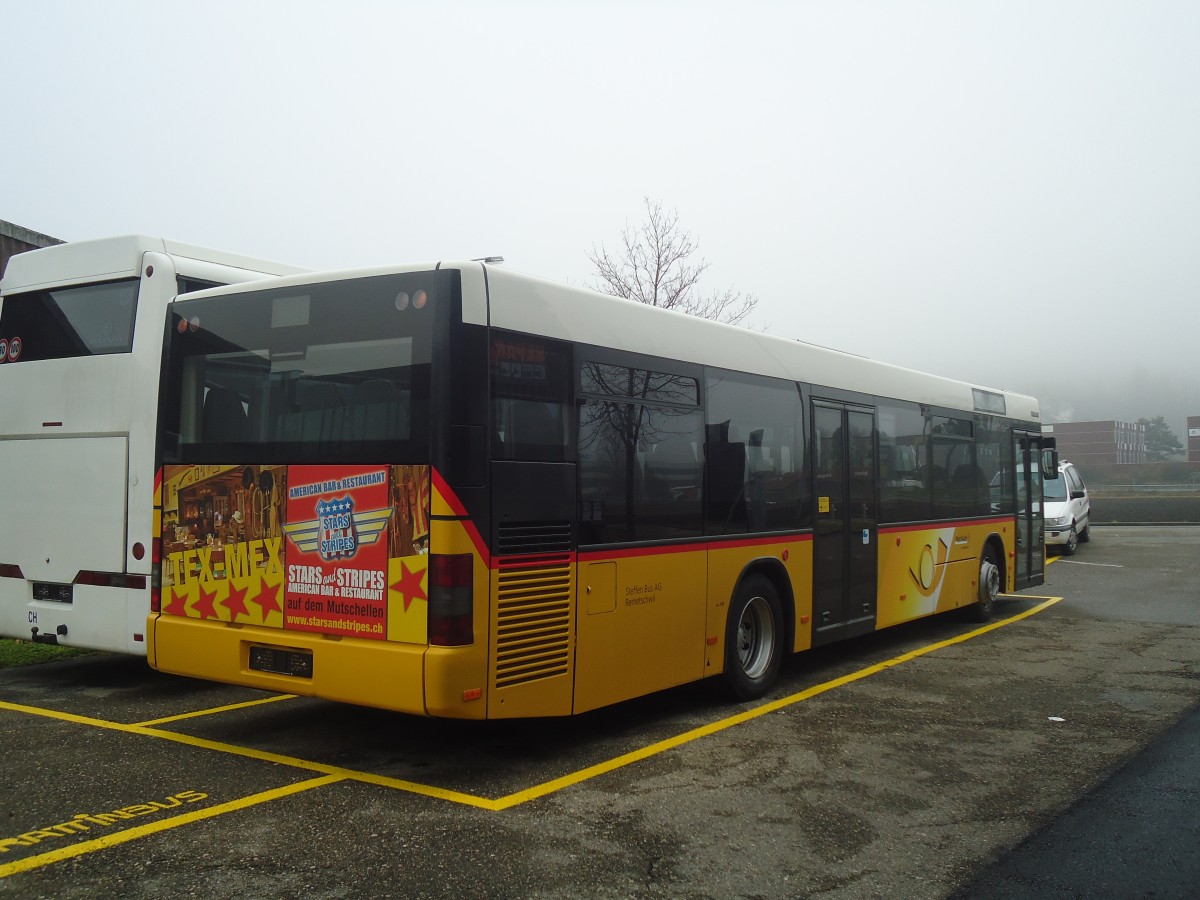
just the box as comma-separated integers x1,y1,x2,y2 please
462,688,482,702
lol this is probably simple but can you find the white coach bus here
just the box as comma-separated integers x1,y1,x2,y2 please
0,235,305,655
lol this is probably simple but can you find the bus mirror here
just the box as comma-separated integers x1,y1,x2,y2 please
1042,447,1060,478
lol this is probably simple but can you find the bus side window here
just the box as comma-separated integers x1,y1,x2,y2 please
491,333,571,462
704,369,805,534
705,422,747,531
879,402,929,522
578,398,703,542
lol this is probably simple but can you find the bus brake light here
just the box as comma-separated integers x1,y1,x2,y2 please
0,564,24,579
74,571,148,590
428,554,473,646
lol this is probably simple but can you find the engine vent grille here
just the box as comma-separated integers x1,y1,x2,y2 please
494,552,572,689
497,521,572,557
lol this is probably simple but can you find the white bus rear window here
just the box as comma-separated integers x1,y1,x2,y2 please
0,279,138,361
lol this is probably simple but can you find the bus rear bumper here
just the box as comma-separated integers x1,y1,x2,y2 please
149,615,437,715
0,581,149,656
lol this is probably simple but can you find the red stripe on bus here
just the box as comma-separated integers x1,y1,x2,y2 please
431,468,491,566
707,533,812,552
577,535,807,563
878,517,1011,535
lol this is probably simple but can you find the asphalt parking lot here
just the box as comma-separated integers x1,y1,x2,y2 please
2,526,1198,899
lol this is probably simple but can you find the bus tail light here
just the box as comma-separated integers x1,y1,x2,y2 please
74,571,148,590
150,543,162,613
428,554,473,646
0,564,24,579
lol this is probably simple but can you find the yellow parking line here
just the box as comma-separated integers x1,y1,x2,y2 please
0,775,342,878
0,596,1061,821
491,596,1062,809
0,700,499,810
135,692,298,727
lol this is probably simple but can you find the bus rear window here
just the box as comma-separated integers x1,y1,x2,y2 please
0,279,139,362
160,273,435,465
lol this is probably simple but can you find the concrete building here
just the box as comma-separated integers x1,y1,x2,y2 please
1043,420,1147,465
1,219,62,279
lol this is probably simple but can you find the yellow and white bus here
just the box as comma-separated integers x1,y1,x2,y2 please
149,262,1053,716
0,236,304,655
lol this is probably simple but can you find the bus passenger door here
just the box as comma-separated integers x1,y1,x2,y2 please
1012,432,1047,589
812,402,878,645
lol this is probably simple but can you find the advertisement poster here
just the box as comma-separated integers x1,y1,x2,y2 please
160,465,287,629
160,464,430,644
282,465,391,639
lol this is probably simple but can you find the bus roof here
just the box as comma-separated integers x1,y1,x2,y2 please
0,234,306,293
171,259,1042,424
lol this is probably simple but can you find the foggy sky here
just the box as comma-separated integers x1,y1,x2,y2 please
3,1,1198,437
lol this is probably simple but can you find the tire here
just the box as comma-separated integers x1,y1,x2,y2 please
967,547,1001,622
723,575,784,701
1078,521,1090,543
1062,525,1078,556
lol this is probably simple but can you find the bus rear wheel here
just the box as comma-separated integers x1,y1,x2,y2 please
723,575,783,701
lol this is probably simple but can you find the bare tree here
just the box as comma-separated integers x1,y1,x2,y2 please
589,197,758,326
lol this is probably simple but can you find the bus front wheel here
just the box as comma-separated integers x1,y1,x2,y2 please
723,575,784,701
969,548,1001,622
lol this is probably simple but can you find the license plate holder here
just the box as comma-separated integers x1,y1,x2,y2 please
32,582,73,603
248,645,314,678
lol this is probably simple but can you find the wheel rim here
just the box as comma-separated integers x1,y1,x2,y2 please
980,557,1000,605
737,595,776,678
1067,528,1077,552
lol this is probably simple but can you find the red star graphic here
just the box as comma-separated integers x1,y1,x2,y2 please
193,583,218,620
251,576,282,620
222,582,251,622
164,588,188,617
391,561,428,612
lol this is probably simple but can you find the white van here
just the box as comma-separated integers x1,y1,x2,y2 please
1044,460,1091,555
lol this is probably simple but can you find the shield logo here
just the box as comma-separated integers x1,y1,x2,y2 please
316,495,358,561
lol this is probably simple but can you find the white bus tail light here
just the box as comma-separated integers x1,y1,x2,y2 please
428,554,473,646
74,571,148,590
